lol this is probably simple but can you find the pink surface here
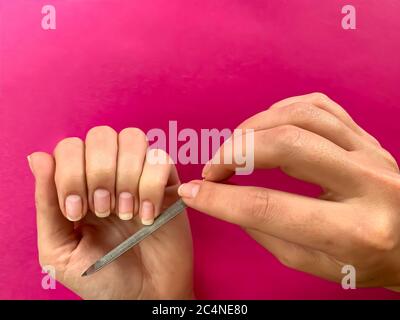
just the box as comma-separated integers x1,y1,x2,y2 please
1,0,400,299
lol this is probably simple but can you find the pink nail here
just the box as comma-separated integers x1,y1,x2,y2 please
118,192,133,220
140,200,154,225
178,182,200,198
65,195,82,221
94,189,111,217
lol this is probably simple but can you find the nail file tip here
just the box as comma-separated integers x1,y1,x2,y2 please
81,265,95,277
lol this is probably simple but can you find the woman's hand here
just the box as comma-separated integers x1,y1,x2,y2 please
29,126,193,299
178,92,400,290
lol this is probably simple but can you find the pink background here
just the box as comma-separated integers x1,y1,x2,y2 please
1,0,400,299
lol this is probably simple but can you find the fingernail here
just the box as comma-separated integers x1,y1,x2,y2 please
202,161,211,178
27,155,33,174
118,192,133,220
178,182,200,198
94,189,111,218
140,200,154,225
65,195,83,221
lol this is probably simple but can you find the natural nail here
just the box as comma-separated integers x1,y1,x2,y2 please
140,200,154,225
118,192,133,220
94,189,111,217
178,182,200,198
65,195,83,221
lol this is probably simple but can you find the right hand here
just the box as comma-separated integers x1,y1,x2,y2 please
178,93,400,290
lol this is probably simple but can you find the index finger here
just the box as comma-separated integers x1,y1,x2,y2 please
242,92,380,146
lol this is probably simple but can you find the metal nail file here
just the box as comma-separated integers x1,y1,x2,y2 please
81,198,187,277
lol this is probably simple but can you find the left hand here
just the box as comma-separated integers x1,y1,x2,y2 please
29,126,193,299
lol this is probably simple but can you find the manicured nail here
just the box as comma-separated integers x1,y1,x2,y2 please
140,200,154,225
201,161,211,178
94,189,110,218
65,195,83,221
178,182,200,198
27,155,33,174
118,192,133,220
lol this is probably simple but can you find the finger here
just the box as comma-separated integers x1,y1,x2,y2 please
54,137,88,221
247,229,342,282
236,102,364,151
28,152,76,260
203,126,365,195
265,94,397,170
85,126,118,218
138,149,177,225
116,128,147,220
178,180,354,255
267,92,380,146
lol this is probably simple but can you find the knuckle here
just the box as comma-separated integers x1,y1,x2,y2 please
277,255,294,269
354,217,397,253
272,125,304,152
379,149,399,171
86,125,117,140
309,92,330,101
248,187,274,223
287,102,320,120
117,170,140,185
268,102,281,110
139,175,169,193
86,167,115,180
34,192,60,213
139,180,166,197
363,173,400,208
54,173,84,189
277,251,305,270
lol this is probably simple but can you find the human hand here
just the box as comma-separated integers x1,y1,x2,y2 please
178,93,400,290
29,126,193,299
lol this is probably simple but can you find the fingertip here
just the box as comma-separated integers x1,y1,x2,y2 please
201,161,211,178
178,180,202,199
200,161,233,182
28,152,54,179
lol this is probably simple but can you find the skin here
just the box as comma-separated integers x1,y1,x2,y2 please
29,92,400,298
28,126,193,299
178,93,400,291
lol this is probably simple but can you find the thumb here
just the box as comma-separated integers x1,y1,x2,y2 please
178,180,262,228
28,152,75,262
